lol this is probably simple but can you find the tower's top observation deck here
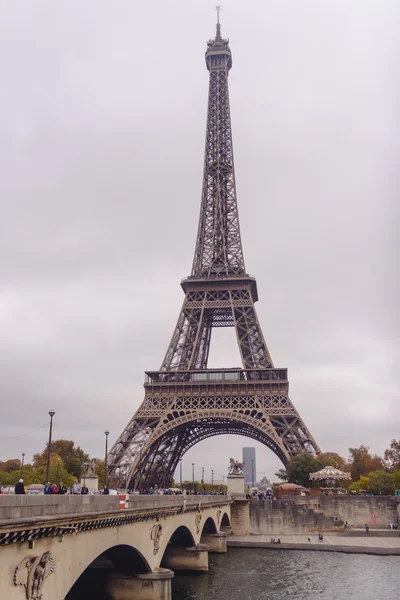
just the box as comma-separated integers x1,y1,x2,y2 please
206,22,232,71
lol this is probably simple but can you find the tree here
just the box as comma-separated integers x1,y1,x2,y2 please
348,446,384,480
275,453,318,488
33,440,89,479
348,475,370,494
392,470,400,491
368,470,394,495
315,452,347,471
384,439,400,472
275,468,288,482
0,459,21,473
95,460,105,488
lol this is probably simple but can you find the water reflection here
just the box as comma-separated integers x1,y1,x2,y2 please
172,549,400,600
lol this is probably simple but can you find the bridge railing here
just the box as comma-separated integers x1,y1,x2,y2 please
0,494,231,522
0,495,119,520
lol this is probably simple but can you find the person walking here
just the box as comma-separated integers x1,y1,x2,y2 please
44,482,53,494
51,484,58,494
365,524,369,534
72,481,80,495
103,485,110,495
58,482,67,495
15,479,25,495
81,484,89,495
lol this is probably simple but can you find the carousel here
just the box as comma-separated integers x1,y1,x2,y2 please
309,465,351,495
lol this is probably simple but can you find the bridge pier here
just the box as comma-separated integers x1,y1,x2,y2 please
200,531,227,553
106,568,174,600
162,544,209,572
230,499,250,535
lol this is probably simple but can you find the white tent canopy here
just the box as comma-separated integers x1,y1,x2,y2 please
309,466,351,481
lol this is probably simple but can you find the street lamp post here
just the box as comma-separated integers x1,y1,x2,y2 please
45,410,55,483
104,430,110,487
211,469,214,492
56,458,61,485
20,453,25,479
179,458,183,488
192,463,195,493
251,459,254,488
201,466,204,491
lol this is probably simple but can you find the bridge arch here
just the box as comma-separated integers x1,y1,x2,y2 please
221,512,231,527
167,524,196,548
66,543,150,599
201,516,217,535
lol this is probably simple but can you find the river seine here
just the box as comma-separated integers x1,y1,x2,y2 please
172,549,399,599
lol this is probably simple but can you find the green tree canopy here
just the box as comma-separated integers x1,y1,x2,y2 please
367,470,394,495
392,470,400,491
275,453,318,488
348,475,370,494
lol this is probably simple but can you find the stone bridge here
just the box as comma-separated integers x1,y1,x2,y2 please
0,495,234,599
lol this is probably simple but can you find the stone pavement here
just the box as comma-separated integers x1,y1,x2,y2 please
228,533,400,556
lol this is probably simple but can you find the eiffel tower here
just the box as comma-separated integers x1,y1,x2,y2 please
107,19,320,488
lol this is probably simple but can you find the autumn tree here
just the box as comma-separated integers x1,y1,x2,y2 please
33,440,89,479
0,459,21,473
94,460,105,487
384,439,400,472
348,446,383,480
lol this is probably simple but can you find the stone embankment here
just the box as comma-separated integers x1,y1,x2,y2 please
249,495,399,535
228,532,400,556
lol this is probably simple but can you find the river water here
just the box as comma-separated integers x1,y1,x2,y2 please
172,549,399,599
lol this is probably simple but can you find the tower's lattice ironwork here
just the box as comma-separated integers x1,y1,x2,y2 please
107,22,320,488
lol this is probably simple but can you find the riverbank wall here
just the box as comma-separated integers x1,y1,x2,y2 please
249,496,399,534
227,539,400,557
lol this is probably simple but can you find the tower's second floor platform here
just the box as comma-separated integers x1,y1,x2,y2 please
144,368,288,396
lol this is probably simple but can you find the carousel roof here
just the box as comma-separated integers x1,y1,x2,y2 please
309,466,351,480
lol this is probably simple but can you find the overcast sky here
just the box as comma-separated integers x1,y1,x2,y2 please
1,1,398,483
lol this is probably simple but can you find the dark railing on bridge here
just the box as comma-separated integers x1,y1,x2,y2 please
144,368,287,384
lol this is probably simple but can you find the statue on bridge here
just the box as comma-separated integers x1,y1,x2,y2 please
228,458,244,475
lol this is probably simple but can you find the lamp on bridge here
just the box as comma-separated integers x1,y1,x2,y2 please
211,469,214,492
45,410,55,484
192,462,195,493
104,430,110,487
20,453,25,479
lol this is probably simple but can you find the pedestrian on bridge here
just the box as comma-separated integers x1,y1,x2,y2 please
44,482,52,494
58,482,67,495
15,479,25,495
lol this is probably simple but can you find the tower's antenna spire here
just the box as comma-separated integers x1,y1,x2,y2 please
215,5,222,39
